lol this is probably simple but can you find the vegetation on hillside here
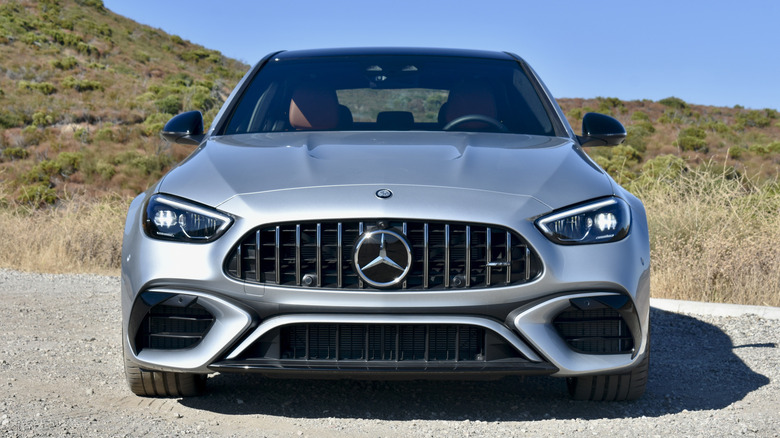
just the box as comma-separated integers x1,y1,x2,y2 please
559,96,780,184
0,0,247,205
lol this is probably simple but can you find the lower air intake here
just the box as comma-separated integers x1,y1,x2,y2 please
135,303,215,351
553,307,634,354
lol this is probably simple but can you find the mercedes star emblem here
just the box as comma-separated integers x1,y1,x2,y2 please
353,229,412,288
375,189,393,199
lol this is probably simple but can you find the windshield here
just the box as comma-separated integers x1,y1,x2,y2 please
222,55,556,136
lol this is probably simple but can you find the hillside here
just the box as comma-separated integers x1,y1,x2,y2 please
558,97,780,184
0,0,779,208
0,0,248,205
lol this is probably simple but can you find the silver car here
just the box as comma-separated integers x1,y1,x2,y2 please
121,48,650,401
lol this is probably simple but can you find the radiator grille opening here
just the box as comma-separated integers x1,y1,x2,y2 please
135,303,215,351
553,307,634,354
225,220,542,290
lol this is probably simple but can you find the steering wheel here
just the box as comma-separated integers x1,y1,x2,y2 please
442,114,509,132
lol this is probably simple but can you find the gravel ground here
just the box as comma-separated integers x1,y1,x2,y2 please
0,269,778,437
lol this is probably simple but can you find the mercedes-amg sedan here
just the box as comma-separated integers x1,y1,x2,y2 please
121,47,650,401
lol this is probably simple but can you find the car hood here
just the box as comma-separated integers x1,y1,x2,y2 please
158,131,613,210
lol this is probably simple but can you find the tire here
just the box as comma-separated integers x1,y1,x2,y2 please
124,353,206,397
566,351,649,401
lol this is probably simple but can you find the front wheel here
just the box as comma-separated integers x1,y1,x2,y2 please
124,353,206,397
566,352,649,401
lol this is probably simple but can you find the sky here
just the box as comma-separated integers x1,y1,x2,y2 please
102,0,779,110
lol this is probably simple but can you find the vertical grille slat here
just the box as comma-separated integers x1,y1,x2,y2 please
227,220,541,290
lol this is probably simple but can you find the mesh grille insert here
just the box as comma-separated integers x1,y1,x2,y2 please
553,307,634,354
136,303,215,351
277,323,487,362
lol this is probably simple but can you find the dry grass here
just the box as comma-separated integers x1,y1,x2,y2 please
0,196,128,275
0,164,778,307
629,163,780,307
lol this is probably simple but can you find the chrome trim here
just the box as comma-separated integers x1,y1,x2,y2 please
506,231,512,284
465,225,471,288
274,225,280,284
316,223,322,287
524,247,531,281
486,228,492,286
227,314,543,362
295,224,301,286
337,222,343,288
423,223,429,289
444,224,450,288
255,230,261,282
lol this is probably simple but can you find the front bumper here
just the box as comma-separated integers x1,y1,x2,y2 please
121,188,650,378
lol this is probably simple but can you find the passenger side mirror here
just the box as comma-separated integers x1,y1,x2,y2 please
577,112,626,147
161,111,205,146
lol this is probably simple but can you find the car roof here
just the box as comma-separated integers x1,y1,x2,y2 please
272,47,520,61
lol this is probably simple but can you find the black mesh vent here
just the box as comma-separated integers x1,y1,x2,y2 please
225,220,542,290
136,303,215,351
277,323,487,362
553,308,634,354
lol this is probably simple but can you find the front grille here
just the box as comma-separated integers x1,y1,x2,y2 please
280,324,485,361
135,303,215,351
225,220,542,290
553,308,634,354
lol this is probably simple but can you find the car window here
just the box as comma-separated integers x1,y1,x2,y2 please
222,55,556,136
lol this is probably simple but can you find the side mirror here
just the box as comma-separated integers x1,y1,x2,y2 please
577,112,626,147
160,111,205,146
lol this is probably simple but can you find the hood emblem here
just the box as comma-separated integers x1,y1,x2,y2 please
375,189,393,199
353,229,412,288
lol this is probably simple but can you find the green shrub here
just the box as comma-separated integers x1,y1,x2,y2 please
155,95,182,114
677,127,708,152
735,109,772,129
2,147,29,160
568,108,583,121
0,110,23,128
728,147,743,159
55,152,83,176
32,111,54,127
75,41,97,55
17,183,57,206
658,109,684,125
142,113,169,136
597,96,625,114
659,96,688,110
132,50,150,64
18,81,57,95
74,127,90,143
189,85,216,111
631,154,688,185
95,160,115,180
631,111,650,122
51,56,78,70
62,76,103,91
94,126,114,142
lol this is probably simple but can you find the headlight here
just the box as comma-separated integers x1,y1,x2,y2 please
143,194,232,242
536,197,630,245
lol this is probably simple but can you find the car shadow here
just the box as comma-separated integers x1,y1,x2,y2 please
178,309,770,420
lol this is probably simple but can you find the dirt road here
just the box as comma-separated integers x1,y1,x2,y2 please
1,270,777,437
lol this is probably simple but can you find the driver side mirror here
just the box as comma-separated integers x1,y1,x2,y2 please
160,111,205,146
577,112,626,147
